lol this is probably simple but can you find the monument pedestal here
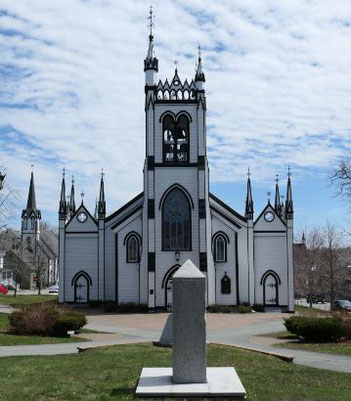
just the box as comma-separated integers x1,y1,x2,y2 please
136,367,246,399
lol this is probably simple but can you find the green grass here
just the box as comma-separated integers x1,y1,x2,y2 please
0,313,88,346
295,305,330,314
273,341,351,356
0,294,58,306
0,343,349,401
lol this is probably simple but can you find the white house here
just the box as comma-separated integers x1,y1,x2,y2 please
58,26,294,312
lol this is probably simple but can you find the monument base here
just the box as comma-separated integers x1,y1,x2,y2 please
136,367,246,399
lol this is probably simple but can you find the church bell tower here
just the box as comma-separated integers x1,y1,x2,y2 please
142,7,214,308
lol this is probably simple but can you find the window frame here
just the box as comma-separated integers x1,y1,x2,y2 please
213,233,228,263
126,234,141,263
162,114,190,165
162,187,192,251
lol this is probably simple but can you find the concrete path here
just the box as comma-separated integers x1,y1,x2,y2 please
0,307,350,374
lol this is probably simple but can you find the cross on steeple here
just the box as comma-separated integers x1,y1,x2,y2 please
147,5,154,38
80,190,85,205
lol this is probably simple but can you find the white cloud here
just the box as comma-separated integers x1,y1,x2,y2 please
0,0,350,224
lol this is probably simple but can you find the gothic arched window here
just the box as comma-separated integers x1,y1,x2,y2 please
31,217,35,230
214,234,227,262
221,273,231,294
126,235,140,263
163,114,189,164
163,187,191,250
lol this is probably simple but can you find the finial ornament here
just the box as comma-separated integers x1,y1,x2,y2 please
247,167,251,179
147,5,154,38
72,174,74,184
31,164,34,172
267,191,271,201
80,190,85,204
275,173,279,184
62,167,66,178
101,168,105,179
287,165,291,177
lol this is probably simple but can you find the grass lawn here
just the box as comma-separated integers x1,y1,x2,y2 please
0,294,58,306
0,313,88,346
295,305,330,314
273,341,351,356
0,344,350,401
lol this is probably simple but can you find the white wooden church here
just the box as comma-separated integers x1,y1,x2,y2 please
58,22,294,312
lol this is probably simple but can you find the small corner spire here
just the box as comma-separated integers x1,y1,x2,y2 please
245,167,254,219
274,173,282,216
195,44,205,83
69,174,76,214
59,167,67,218
285,166,293,219
98,169,106,219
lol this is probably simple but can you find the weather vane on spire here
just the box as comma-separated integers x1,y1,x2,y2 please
147,5,154,37
275,173,279,184
247,167,251,179
287,165,291,177
101,168,105,179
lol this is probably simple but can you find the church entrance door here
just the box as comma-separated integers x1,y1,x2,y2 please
264,273,278,306
75,275,89,303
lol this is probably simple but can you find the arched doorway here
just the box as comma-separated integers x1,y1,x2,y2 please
261,271,280,306
72,271,92,303
162,264,180,311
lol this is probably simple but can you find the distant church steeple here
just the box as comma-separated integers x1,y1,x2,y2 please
21,167,41,252
245,168,254,219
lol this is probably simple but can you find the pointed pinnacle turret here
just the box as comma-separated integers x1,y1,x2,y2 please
285,166,293,219
59,167,67,218
245,168,254,219
195,45,205,83
69,175,76,214
274,174,282,216
144,5,158,72
98,169,106,219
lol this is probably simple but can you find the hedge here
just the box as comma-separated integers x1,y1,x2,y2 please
9,303,86,337
284,316,345,342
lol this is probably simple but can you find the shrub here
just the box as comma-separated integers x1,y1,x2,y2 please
8,303,86,337
252,304,265,312
339,314,351,340
207,305,236,313
104,302,148,313
237,304,251,314
284,316,344,342
53,311,87,336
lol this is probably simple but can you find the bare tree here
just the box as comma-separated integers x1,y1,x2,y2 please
330,157,351,201
0,164,18,231
294,227,324,307
320,223,346,311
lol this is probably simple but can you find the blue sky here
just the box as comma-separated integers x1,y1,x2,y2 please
0,0,350,238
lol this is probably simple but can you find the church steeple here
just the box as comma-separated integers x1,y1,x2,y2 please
144,5,158,85
245,168,254,219
285,167,293,219
22,167,41,219
59,168,67,219
98,170,106,219
274,174,282,217
69,175,76,215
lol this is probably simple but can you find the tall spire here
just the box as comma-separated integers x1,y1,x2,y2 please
274,174,282,216
26,166,37,212
285,166,293,219
98,169,106,219
245,168,254,219
59,167,67,218
69,175,76,214
22,166,41,219
144,5,158,73
195,45,205,83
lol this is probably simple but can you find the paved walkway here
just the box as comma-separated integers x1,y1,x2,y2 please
0,306,350,373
